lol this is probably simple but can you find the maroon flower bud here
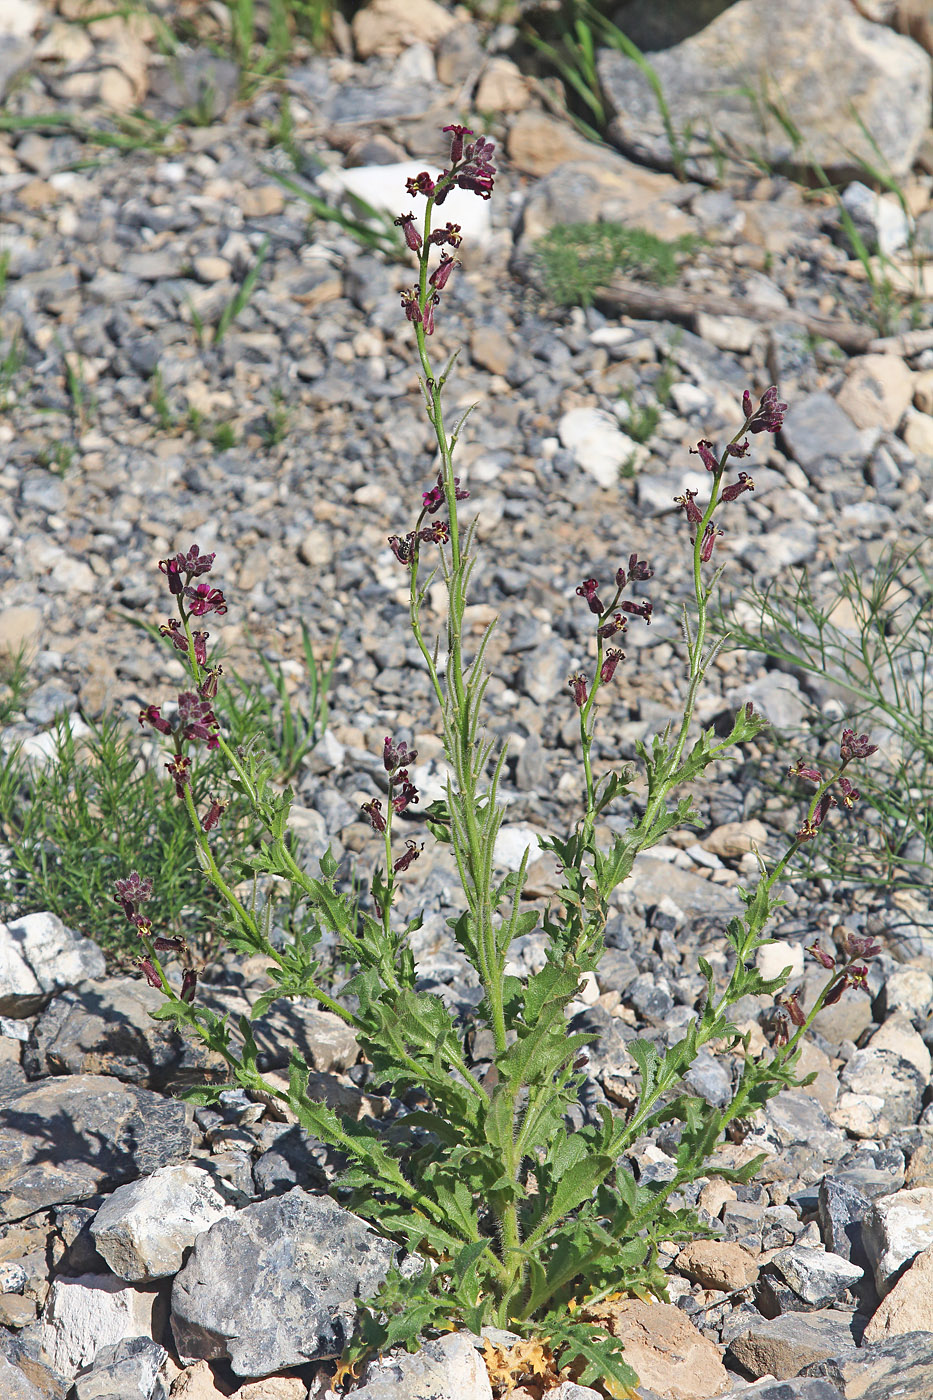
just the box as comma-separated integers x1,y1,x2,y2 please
165,754,192,798
202,796,228,832
114,871,153,919
139,704,173,736
429,252,458,290
406,171,436,198
822,977,848,1006
400,288,422,324
392,773,419,814
620,599,653,625
456,136,496,199
772,1012,790,1047
568,673,588,708
627,553,653,581
184,582,227,617
177,691,219,749
428,222,462,249
807,940,836,970
443,123,473,163
725,438,750,458
721,472,755,502
597,613,627,640
393,839,424,874
138,957,162,990
422,292,438,335
361,798,386,833
394,212,422,251
691,439,720,472
837,776,860,809
796,791,837,841
576,578,604,615
180,968,198,1003
674,489,703,525
788,759,823,784
153,935,185,952
840,728,878,761
600,648,624,684
700,522,723,563
746,385,788,434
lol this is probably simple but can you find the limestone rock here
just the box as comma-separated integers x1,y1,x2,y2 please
0,914,105,1018
353,1331,492,1399
726,1309,861,1379
592,1298,731,1398
864,1186,933,1295
91,1165,244,1282
70,1335,168,1400
171,1189,395,1378
864,1242,933,1340
32,1273,164,1383
836,354,914,431
675,1240,759,1291
351,0,456,59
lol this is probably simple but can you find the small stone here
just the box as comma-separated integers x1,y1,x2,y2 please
558,407,647,488
240,186,285,218
351,0,457,58
474,57,529,115
675,1240,759,1291
867,1014,931,1081
592,1298,731,1399
352,1331,492,1399
91,1164,243,1282
32,1273,163,1383
838,1047,925,1129
701,820,769,859
192,256,232,284
836,353,913,431
882,967,933,1019
902,406,933,456
818,1176,873,1268
70,1335,168,1400
758,1244,864,1310
726,1309,861,1379
864,1186,933,1295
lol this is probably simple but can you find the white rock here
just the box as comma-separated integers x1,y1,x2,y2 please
317,162,493,251
494,825,541,871
0,0,40,39
0,911,105,1016
864,1186,933,1296
836,353,914,431
868,1014,931,1081
558,407,647,488
351,0,457,59
864,1241,933,1341
756,941,805,983
901,406,933,456
34,1273,160,1381
92,1165,242,1282
842,181,911,256
354,1331,492,1400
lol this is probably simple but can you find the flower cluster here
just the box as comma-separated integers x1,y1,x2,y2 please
568,554,654,708
113,870,196,1001
787,727,879,842
360,736,424,876
675,386,788,550
773,928,882,1045
397,125,496,336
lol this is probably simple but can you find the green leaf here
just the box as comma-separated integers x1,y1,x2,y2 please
547,1319,640,1398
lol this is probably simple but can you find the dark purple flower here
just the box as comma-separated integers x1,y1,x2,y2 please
674,489,703,525
721,472,755,503
406,171,436,198
392,772,419,815
807,940,836,970
384,736,418,772
428,222,462,249
139,704,172,736
780,990,806,1027
400,288,422,324
597,613,627,640
184,582,227,617
456,136,496,199
202,796,228,832
568,673,588,709
198,666,222,701
138,958,162,990
166,754,192,798
837,776,860,809
114,871,153,919
388,533,416,566
838,929,881,962
627,553,653,582
600,648,624,684
745,386,787,434
691,440,720,473
153,935,185,952
177,691,218,748
620,598,653,625
725,438,751,458
159,544,216,593
788,759,823,784
159,619,209,665
822,977,848,1006
840,728,878,761
180,968,198,1003
393,839,424,874
576,578,604,615
394,212,422,251
699,522,723,563
361,798,387,833
443,123,473,163
429,252,457,290
796,791,837,842
421,519,450,545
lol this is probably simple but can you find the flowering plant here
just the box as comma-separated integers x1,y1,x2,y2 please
123,128,878,1395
